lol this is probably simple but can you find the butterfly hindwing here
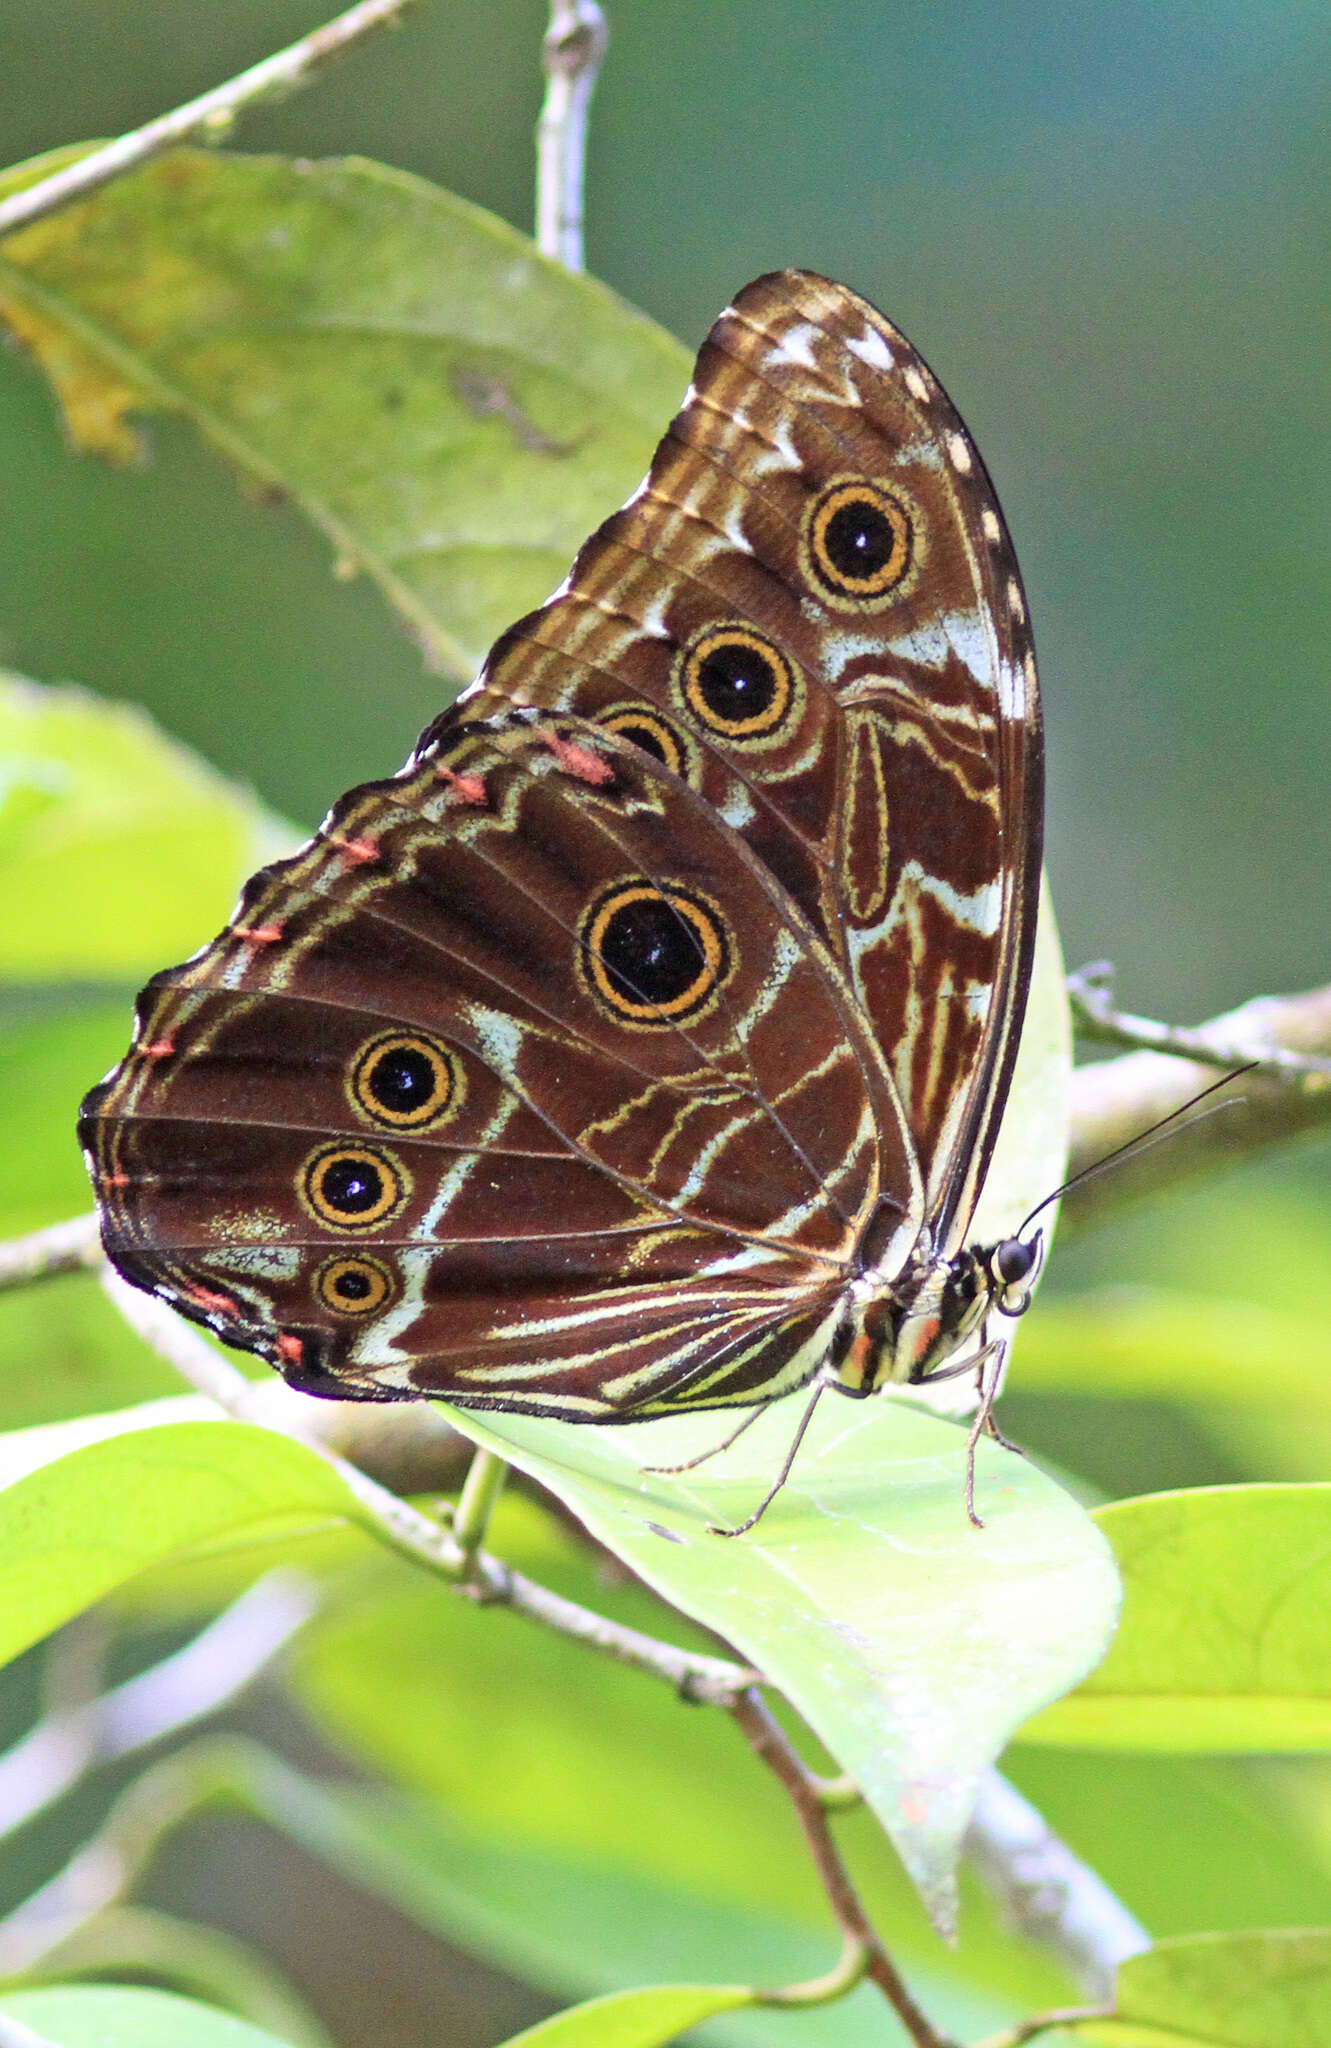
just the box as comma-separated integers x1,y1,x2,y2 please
81,715,914,1412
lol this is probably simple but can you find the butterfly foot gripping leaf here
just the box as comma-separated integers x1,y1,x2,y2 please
80,270,1046,1496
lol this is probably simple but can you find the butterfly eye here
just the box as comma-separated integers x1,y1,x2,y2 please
597,704,695,781
313,1253,397,1316
802,477,919,606
992,1238,1036,1289
299,1143,410,1231
676,626,801,747
578,879,734,1029
350,1031,464,1130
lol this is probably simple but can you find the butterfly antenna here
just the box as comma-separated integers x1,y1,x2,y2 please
1016,1061,1258,1239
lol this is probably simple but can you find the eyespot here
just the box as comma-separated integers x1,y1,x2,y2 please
577,878,735,1029
350,1031,465,1130
299,1143,409,1231
801,476,920,607
675,626,801,748
313,1252,397,1317
596,703,695,782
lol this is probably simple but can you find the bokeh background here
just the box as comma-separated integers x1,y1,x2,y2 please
1,5,1329,2046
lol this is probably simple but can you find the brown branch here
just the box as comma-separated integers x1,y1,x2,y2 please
0,1212,101,1289
1064,979,1331,1235
730,1690,953,2046
535,1,608,268
0,0,418,243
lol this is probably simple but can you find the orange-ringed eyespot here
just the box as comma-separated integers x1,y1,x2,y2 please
350,1031,464,1130
299,1143,409,1231
577,878,734,1029
596,703,693,781
802,477,918,605
313,1252,397,1317
676,626,800,747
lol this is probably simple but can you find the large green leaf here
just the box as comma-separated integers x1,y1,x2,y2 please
223,1747,1015,2048
1060,1928,1331,2047
437,1390,1116,1936
0,149,690,678
289,1498,1072,2018
0,1983,296,2047
0,1418,366,1668
495,1986,755,2048
1024,1485,1331,1749
0,672,292,981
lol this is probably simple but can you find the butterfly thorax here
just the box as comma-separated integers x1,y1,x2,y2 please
830,1230,1044,1397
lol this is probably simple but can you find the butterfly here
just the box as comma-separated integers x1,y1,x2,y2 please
80,271,1045,1530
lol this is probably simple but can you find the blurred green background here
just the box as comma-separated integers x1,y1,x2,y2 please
1,6,1329,2047
3,1,1329,1018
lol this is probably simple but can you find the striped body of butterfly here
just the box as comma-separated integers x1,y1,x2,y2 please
80,271,1045,1525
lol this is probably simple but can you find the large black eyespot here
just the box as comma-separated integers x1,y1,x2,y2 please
313,1252,397,1317
299,1143,409,1231
577,878,734,1029
802,477,919,606
350,1031,464,1131
676,626,800,747
596,703,694,781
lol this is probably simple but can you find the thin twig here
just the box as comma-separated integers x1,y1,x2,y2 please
964,1772,1149,2000
0,1211,100,1290
0,0,417,243
1063,978,1331,1233
0,1572,319,1839
100,1270,753,1708
1069,962,1331,1090
970,2007,1108,2048
730,1691,952,2047
535,0,608,268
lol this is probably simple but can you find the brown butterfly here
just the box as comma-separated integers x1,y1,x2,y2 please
80,272,1045,1529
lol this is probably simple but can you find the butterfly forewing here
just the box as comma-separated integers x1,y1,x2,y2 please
81,268,1042,1428
456,270,1042,1254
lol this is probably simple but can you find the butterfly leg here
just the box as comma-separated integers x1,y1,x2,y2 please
707,1383,826,1539
640,1401,768,1476
963,1336,1025,1528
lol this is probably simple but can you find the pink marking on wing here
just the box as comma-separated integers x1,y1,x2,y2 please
435,765,488,804
541,730,615,785
325,833,380,865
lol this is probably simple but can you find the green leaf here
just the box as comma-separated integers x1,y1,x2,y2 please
291,1498,1073,2021
1024,1485,1331,1749
0,150,691,678
1061,1928,1331,2047
437,1388,1116,1937
223,1747,1017,2048
0,1419,365,1668
0,1982,296,2047
0,673,293,981
495,1985,755,2048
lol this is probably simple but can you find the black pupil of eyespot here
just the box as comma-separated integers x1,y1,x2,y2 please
369,1046,436,1114
334,1267,373,1300
616,720,668,764
601,897,703,1007
321,1159,383,1213
697,640,777,721
824,496,898,577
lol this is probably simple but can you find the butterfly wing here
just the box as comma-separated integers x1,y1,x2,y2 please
81,714,915,1413
455,270,1042,1260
